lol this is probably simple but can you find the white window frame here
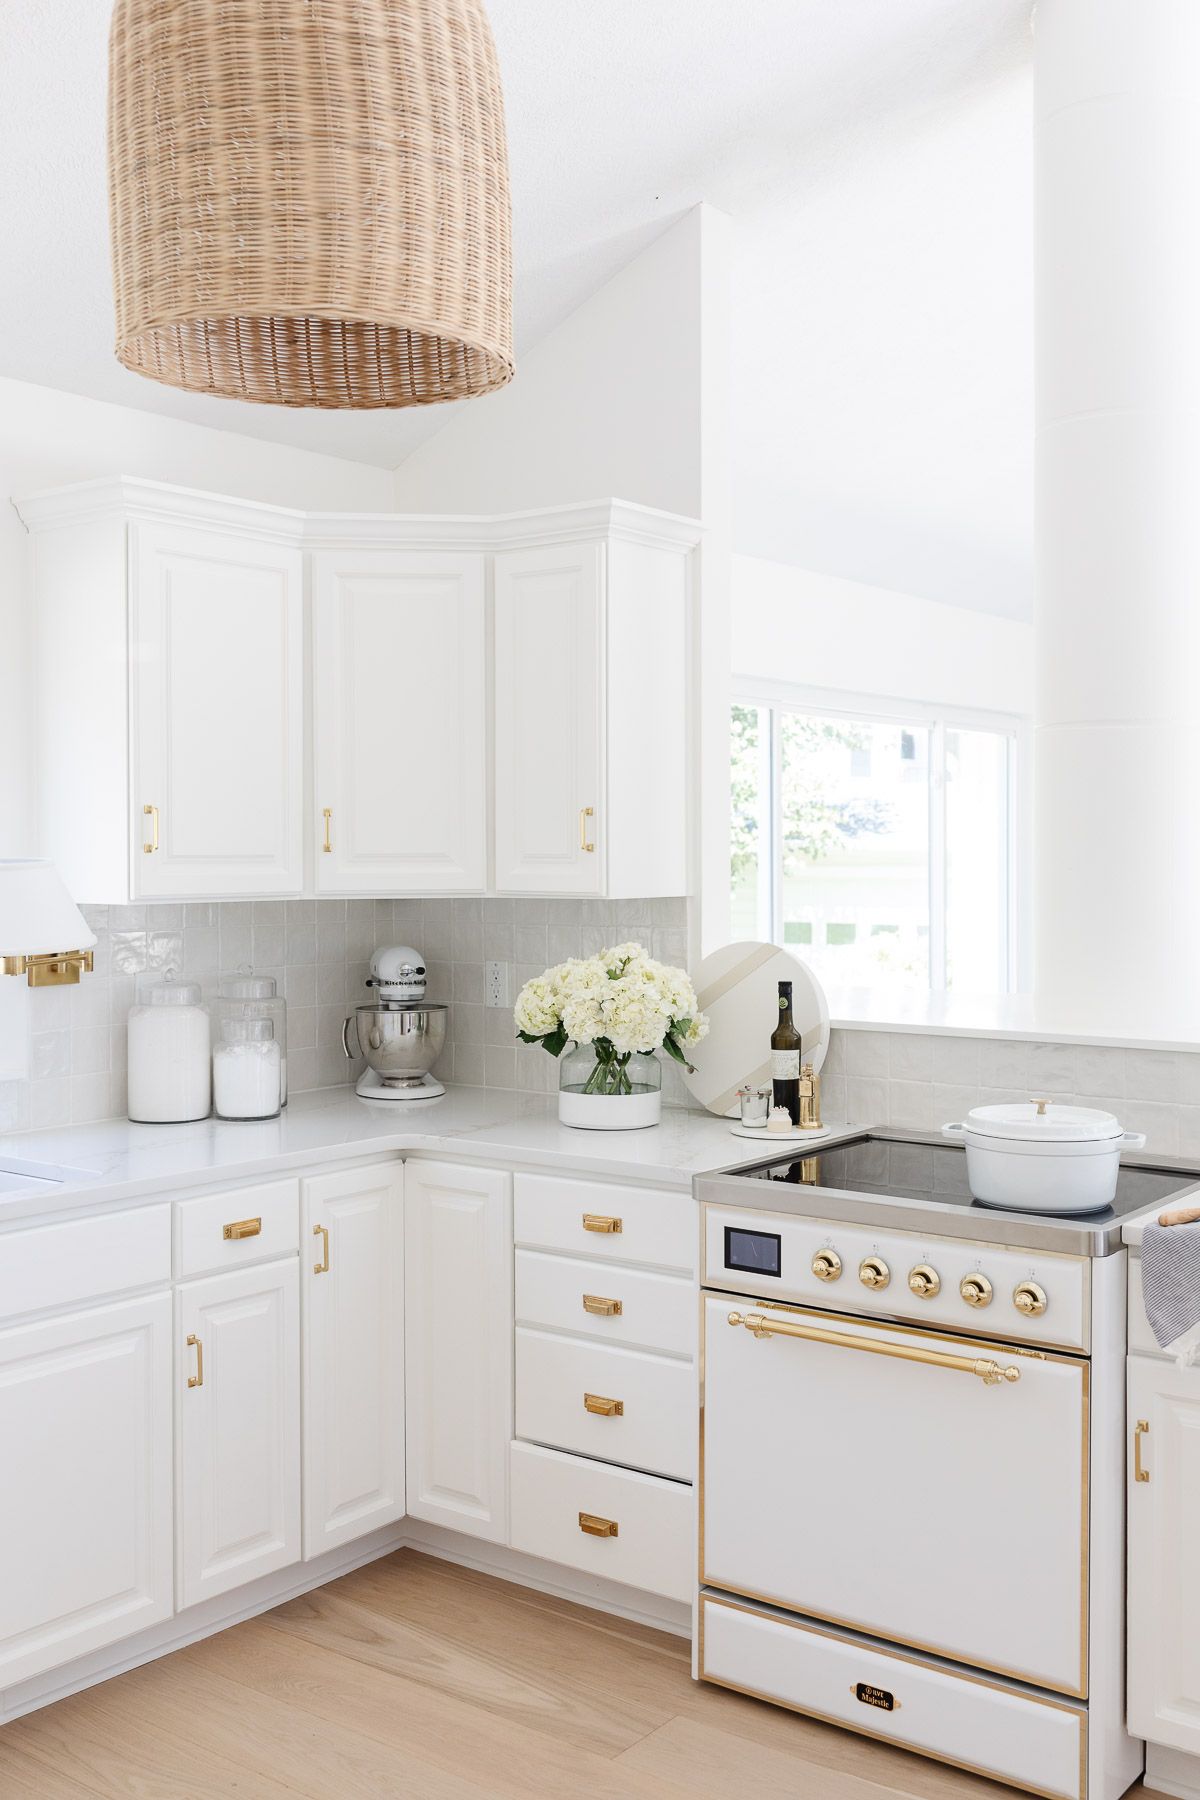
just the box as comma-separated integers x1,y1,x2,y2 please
733,679,1031,997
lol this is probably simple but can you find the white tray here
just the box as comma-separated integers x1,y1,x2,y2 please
728,1121,837,1144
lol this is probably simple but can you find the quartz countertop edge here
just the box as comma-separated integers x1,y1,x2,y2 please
0,1086,786,1226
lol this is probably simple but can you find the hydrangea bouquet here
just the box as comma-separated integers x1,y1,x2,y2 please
515,942,709,1096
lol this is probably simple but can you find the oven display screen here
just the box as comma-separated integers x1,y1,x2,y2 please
724,1225,782,1278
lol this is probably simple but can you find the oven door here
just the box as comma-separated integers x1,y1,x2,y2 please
701,1293,1088,1697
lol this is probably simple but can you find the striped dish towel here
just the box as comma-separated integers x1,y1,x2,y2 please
1141,1217,1200,1348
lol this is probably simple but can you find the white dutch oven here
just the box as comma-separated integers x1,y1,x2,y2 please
942,1098,1147,1214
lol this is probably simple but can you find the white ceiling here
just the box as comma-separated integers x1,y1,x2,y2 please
0,0,1033,615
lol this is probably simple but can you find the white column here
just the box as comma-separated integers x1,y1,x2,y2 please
1035,0,1200,1037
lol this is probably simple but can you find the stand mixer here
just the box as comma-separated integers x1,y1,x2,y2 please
342,946,447,1100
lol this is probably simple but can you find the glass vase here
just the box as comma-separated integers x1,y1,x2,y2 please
558,1042,662,1131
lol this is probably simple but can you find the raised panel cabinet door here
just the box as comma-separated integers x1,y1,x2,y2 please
404,1161,513,1540
0,1293,173,1688
1128,1357,1200,1752
301,1163,405,1559
176,1259,301,1611
493,542,604,894
130,521,304,897
312,551,486,893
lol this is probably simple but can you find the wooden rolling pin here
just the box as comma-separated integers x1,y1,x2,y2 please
1158,1204,1200,1226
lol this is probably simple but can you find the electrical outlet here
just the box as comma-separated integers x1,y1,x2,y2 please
485,961,511,1009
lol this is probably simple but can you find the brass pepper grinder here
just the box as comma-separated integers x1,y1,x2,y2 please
799,1061,823,1131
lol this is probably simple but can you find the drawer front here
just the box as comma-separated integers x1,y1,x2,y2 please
509,1440,692,1602
514,1173,695,1273
700,1594,1084,1800
516,1328,695,1481
0,1205,171,1323
515,1250,694,1358
176,1179,300,1279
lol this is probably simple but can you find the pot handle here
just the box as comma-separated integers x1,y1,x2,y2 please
341,1015,358,1061
1120,1131,1147,1151
941,1122,966,1139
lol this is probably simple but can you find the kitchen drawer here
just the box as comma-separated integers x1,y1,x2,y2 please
516,1328,695,1481
699,1593,1084,1800
0,1205,171,1323
514,1173,695,1274
515,1249,695,1358
176,1179,299,1279
509,1440,692,1602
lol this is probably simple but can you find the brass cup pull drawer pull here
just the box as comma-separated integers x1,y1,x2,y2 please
186,1333,203,1388
1135,1418,1150,1483
313,1223,330,1274
726,1310,1021,1387
579,1512,618,1538
582,1213,621,1234
579,806,595,853
583,1392,624,1417
582,1293,623,1317
223,1216,262,1241
143,803,159,854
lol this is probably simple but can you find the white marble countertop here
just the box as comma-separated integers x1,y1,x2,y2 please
0,1086,782,1226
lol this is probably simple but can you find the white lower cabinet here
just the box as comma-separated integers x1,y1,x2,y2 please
0,1293,174,1687
176,1259,301,1611
1128,1354,1200,1754
404,1161,513,1542
302,1164,405,1559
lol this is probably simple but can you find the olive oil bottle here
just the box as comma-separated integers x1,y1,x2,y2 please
771,979,802,1125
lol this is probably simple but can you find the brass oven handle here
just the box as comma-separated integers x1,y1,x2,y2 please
579,806,595,853
582,1294,623,1317
726,1310,1021,1387
583,1392,624,1417
186,1333,203,1389
579,1512,618,1538
313,1223,330,1274
1134,1418,1150,1483
322,807,333,853
223,1217,262,1241
143,803,159,854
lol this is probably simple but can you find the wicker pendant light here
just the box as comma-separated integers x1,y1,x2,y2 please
107,0,513,409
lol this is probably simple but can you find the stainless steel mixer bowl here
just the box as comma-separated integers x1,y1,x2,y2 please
343,1003,447,1087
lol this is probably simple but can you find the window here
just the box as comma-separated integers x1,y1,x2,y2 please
730,697,1018,997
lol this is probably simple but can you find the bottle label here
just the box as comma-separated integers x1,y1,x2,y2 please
772,1050,800,1080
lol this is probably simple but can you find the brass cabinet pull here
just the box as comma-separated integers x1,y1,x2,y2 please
582,1293,623,1317
313,1223,330,1274
579,1512,618,1538
579,806,595,853
186,1333,203,1389
322,807,333,853
223,1216,262,1241
727,1310,1021,1387
582,1213,621,1234
143,803,159,854
1135,1418,1150,1483
583,1392,624,1416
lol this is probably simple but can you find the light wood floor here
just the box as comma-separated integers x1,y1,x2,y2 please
0,1551,1165,1799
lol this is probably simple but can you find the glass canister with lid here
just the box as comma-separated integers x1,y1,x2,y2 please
218,973,288,1104
213,1016,283,1120
127,979,211,1123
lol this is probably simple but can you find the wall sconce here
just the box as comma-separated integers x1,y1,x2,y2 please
0,861,97,987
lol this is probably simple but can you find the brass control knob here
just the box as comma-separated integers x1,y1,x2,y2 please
1013,1280,1048,1318
859,1255,890,1291
811,1249,843,1283
960,1273,994,1308
908,1264,941,1299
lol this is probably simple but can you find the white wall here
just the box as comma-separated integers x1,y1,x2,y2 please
731,553,1034,715
0,376,394,859
391,209,706,518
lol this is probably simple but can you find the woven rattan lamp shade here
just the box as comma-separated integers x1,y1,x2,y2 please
108,0,513,409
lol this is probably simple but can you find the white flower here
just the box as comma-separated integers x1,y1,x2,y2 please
513,940,708,1060
514,975,559,1038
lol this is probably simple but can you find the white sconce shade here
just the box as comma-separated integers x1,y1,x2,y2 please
0,861,97,986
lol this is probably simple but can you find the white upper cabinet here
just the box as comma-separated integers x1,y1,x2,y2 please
131,523,305,898
312,550,486,893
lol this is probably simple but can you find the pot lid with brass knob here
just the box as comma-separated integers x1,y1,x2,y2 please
959,1100,1124,1144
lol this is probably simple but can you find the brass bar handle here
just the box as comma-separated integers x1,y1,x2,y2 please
313,1223,330,1274
584,1393,624,1417
579,806,595,853
143,803,159,854
582,1294,623,1317
322,807,333,854
1134,1418,1150,1483
223,1217,262,1241
186,1333,203,1389
579,1512,618,1538
726,1310,1021,1387
582,1213,622,1234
